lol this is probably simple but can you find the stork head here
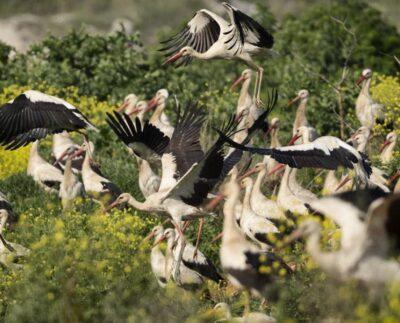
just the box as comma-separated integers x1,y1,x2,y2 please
163,228,177,247
231,69,252,90
356,68,372,85
270,117,280,129
288,89,309,106
127,100,148,116
148,89,169,110
239,162,265,179
214,302,231,317
163,46,194,65
240,177,253,189
118,93,138,112
380,131,397,152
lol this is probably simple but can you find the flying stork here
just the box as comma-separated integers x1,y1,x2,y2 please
0,90,97,150
161,2,275,107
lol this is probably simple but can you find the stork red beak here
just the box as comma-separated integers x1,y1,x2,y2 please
288,96,301,106
71,147,85,160
230,75,245,91
288,134,302,145
380,140,391,153
153,235,166,247
336,175,351,192
238,167,258,181
163,52,183,65
268,163,285,175
356,75,366,86
53,149,70,165
105,200,120,212
205,193,225,210
143,231,156,243
117,101,129,113
147,97,158,111
211,232,223,243
127,107,141,116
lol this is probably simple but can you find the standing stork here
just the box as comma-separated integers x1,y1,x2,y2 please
117,93,138,114
217,174,292,309
28,141,64,194
0,90,97,150
52,131,83,172
161,2,274,106
147,89,172,128
288,89,310,135
59,147,83,210
73,141,122,212
145,225,168,288
380,131,397,164
355,69,384,129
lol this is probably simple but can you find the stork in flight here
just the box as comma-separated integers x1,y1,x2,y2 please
0,90,97,150
161,2,275,107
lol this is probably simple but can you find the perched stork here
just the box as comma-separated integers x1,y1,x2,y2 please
73,141,122,211
161,2,274,106
380,131,397,164
217,125,374,189
52,131,83,172
285,190,400,287
288,89,310,136
0,192,17,231
218,174,292,307
213,302,276,323
239,177,279,249
355,69,384,129
145,225,168,288
27,140,64,193
117,93,138,114
59,147,83,210
0,90,97,150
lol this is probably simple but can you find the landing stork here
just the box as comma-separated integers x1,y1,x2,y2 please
161,2,275,106
0,90,97,150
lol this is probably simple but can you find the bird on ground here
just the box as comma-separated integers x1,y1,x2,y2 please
162,228,204,289
215,174,292,309
380,131,397,164
285,190,400,287
217,123,374,189
144,225,168,288
73,141,122,212
52,131,83,172
239,177,279,249
27,140,64,193
59,147,83,210
0,90,98,150
161,2,274,107
240,162,286,220
0,192,17,231
288,89,310,136
117,93,138,114
213,302,276,323
355,69,384,129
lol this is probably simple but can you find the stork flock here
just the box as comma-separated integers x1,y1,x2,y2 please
0,2,399,320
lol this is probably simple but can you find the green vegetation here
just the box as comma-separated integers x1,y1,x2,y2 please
0,0,399,321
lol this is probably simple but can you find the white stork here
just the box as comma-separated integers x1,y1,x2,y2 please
380,131,397,164
288,89,310,136
59,147,83,210
52,131,83,172
106,101,271,229
145,225,168,287
239,177,279,249
218,174,292,309
27,140,64,193
136,157,161,198
73,141,122,211
285,190,400,287
147,89,172,128
217,124,374,189
355,68,384,129
0,90,97,150
161,2,275,107
117,93,138,114
263,117,282,179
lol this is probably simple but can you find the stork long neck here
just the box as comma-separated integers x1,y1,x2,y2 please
238,78,251,106
28,141,45,171
294,99,308,132
63,158,75,184
242,183,253,211
361,78,371,96
271,128,280,148
222,188,243,242
127,194,147,211
150,102,165,124
253,169,266,196
381,141,396,157
356,140,368,153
